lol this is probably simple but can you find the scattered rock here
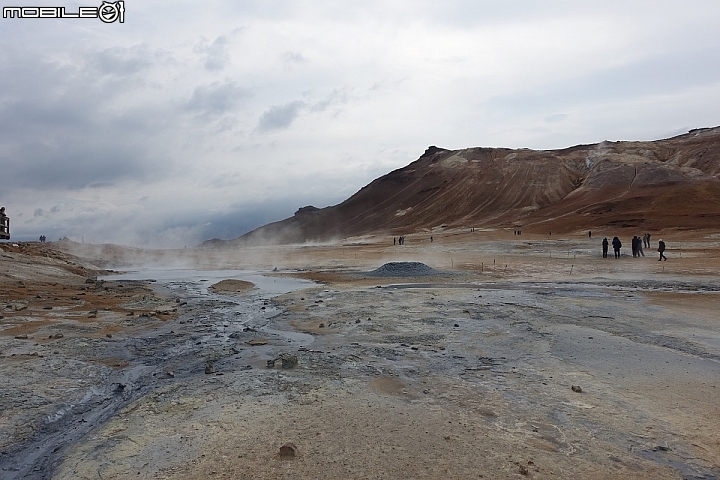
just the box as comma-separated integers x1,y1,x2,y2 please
43,306,53,310
319,323,325,328
571,385,583,393
279,354,298,369
49,333,64,339
14,334,28,339
519,464,529,475
267,359,276,368
167,371,175,378
279,442,297,457
247,339,268,346
106,333,112,338
205,363,216,374
355,319,361,323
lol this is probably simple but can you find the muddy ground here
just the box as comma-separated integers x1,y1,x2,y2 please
1,230,720,479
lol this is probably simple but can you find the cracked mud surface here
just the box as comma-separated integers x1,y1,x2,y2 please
2,233,720,479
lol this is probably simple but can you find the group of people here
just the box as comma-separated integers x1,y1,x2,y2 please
601,234,667,260
394,236,407,245
38,235,47,243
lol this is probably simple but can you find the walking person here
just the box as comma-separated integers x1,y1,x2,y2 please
602,238,609,258
612,236,622,258
637,235,644,257
658,239,667,261
631,236,638,257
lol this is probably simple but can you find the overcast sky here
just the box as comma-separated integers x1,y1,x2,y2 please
2,1,720,247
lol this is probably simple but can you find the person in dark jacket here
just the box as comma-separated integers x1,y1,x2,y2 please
602,238,609,258
612,236,622,258
658,239,667,261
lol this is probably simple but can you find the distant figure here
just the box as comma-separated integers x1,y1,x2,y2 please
637,235,644,257
658,239,667,261
430,236,433,242
646,233,651,248
631,236,638,257
642,233,648,248
612,236,622,258
549,230,552,236
0,207,6,236
602,238,609,258
393,237,396,245
588,230,592,238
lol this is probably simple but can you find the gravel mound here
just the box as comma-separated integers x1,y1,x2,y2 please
367,262,439,277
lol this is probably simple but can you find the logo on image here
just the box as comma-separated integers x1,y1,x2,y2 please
3,1,125,23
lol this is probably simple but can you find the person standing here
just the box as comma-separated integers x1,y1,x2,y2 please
612,236,622,258
631,236,637,257
658,239,667,261
637,235,644,257
646,233,651,248
602,238,609,258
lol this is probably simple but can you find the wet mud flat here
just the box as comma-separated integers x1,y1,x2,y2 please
0,268,313,479
3,239,720,479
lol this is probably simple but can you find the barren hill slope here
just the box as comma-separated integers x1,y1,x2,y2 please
202,127,720,247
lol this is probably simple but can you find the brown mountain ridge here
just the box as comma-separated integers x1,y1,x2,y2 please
202,127,720,247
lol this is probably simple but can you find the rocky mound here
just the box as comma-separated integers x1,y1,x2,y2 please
367,262,439,277
209,279,255,293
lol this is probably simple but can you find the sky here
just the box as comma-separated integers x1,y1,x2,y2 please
2,1,720,247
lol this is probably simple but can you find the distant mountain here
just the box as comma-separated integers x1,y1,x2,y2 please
200,127,720,247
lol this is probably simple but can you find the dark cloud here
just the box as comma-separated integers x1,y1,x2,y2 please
0,49,179,191
186,81,252,116
194,35,231,71
89,44,164,76
257,101,306,132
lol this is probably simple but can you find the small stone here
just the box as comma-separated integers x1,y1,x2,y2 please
205,363,215,374
279,354,298,369
14,334,28,339
571,385,582,393
454,324,459,327
43,306,53,310
318,323,325,328
167,371,175,378
519,464,529,475
106,333,112,338
279,442,297,457
355,319,361,323
266,359,276,368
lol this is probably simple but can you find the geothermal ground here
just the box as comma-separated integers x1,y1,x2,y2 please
2,228,720,479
